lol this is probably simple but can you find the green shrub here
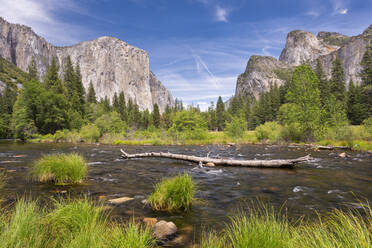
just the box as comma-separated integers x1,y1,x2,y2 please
79,124,100,143
363,117,372,136
168,110,208,141
255,122,282,143
148,173,196,212
225,116,247,139
280,123,303,142
94,111,128,134
31,153,87,185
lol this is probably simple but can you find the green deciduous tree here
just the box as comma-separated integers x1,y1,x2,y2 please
285,65,323,140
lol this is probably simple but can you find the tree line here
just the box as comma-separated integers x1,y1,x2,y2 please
0,40,371,142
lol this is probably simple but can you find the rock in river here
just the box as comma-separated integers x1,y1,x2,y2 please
107,197,134,205
153,220,177,240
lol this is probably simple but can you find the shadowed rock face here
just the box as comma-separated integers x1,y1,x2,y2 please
0,17,173,112
236,24,372,99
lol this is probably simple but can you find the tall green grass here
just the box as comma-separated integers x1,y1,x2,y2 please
0,199,45,248
198,203,372,248
0,198,156,248
148,173,196,212
31,153,87,185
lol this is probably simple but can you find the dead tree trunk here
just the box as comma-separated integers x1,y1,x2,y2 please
120,149,312,168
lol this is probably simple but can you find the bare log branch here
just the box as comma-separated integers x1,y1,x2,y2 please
120,149,312,168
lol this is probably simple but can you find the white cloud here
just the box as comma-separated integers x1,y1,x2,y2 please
0,0,88,45
339,8,348,14
215,5,229,22
305,10,321,17
331,0,349,15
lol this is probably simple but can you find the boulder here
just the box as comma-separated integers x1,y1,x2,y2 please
339,152,347,158
153,220,177,240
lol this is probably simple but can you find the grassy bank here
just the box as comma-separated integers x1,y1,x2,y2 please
197,203,372,248
0,198,156,248
29,127,372,151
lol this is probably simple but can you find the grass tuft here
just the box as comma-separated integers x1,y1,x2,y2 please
31,153,87,185
110,220,156,248
148,173,196,212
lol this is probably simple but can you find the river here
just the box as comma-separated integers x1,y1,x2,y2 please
0,142,371,247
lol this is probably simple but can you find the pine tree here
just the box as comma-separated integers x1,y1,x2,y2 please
315,59,330,105
87,81,97,104
27,57,38,80
63,56,75,97
216,96,225,131
360,40,372,119
102,96,111,112
113,93,119,112
361,40,372,87
44,58,65,94
118,92,127,121
330,58,347,103
161,105,173,129
127,98,134,126
74,65,85,104
152,103,160,128
347,80,367,124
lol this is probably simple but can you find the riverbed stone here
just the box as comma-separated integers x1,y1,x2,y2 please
108,197,134,205
339,152,347,158
205,162,215,167
143,217,157,227
153,220,177,240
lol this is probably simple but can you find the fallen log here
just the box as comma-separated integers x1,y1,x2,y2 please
316,145,351,150
120,149,312,168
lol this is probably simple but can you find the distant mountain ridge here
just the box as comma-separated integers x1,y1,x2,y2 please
0,17,174,112
235,24,372,99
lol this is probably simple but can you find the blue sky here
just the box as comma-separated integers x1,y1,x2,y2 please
0,0,371,109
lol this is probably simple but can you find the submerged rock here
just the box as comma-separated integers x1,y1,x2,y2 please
107,196,134,205
153,220,177,240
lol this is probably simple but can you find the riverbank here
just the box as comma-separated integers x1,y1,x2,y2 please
28,129,372,152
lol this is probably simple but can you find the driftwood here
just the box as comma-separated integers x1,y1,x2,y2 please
120,149,312,168
316,145,350,150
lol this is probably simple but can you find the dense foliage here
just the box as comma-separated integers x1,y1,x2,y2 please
0,47,371,144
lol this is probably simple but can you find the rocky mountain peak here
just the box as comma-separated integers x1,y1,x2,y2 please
0,17,173,112
279,30,338,66
236,24,372,100
317,32,350,47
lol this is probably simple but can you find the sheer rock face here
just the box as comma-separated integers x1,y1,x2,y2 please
149,71,174,113
235,56,289,99
0,17,173,112
236,24,372,99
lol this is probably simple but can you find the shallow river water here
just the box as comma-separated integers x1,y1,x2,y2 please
0,142,371,247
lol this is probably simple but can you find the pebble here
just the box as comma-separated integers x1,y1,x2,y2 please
143,217,157,227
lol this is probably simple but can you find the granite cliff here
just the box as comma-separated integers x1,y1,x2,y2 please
0,17,173,112
235,24,372,99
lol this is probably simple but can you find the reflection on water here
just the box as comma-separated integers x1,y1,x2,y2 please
0,141,371,246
